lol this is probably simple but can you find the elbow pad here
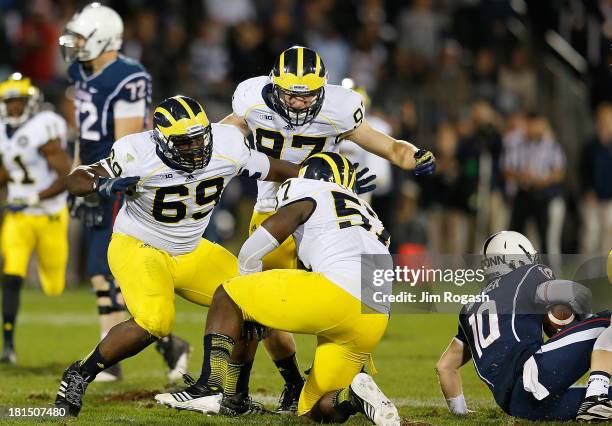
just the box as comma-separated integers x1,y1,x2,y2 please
238,226,279,275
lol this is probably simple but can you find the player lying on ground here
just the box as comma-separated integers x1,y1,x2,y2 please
173,152,400,425
53,95,308,417
204,44,436,414
60,2,190,381
436,230,612,422
0,73,72,364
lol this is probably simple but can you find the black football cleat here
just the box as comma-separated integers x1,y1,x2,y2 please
576,394,612,423
275,378,305,415
55,361,90,417
219,392,269,416
155,335,191,381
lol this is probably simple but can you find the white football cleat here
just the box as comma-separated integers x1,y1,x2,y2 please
155,374,222,414
349,373,400,426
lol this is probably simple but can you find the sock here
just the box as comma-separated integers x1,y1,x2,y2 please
225,361,253,397
332,387,359,418
274,353,303,387
586,371,611,398
197,333,234,392
2,275,23,350
79,346,109,382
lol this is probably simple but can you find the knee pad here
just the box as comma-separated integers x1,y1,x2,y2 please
594,326,612,352
93,276,126,315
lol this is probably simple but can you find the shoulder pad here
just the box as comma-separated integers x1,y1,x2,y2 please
319,85,365,134
232,76,269,118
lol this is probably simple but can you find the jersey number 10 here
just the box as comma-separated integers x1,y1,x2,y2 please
467,300,501,358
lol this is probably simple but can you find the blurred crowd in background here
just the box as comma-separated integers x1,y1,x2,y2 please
0,0,611,282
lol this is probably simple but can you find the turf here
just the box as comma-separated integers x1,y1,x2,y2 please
0,287,585,425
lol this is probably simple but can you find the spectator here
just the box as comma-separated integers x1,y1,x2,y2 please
426,40,472,123
456,101,505,250
426,123,464,254
348,24,387,92
229,21,271,82
15,0,59,83
471,47,500,107
580,102,612,254
189,20,232,97
396,0,443,66
502,112,566,254
498,45,538,112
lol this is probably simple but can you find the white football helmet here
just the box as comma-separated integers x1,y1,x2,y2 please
481,231,539,279
59,3,123,63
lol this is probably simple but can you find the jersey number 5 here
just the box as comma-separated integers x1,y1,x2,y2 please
152,177,224,223
331,191,390,246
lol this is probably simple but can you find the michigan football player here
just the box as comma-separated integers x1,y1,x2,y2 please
54,95,300,417
218,45,435,413
0,73,72,364
60,2,192,381
191,152,399,425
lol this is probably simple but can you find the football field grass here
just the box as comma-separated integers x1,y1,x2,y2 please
0,288,583,425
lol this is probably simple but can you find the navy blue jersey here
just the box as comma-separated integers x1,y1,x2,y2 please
456,263,555,411
68,55,151,165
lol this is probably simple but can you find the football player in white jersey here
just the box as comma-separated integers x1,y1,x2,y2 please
0,73,72,364
190,152,399,425
54,95,301,417
219,45,435,412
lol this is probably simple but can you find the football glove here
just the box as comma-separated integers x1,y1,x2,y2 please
95,176,140,199
414,149,436,176
241,321,267,341
353,163,377,195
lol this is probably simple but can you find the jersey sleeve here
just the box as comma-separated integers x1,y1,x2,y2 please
102,136,138,177
216,124,270,179
231,77,266,118
519,264,557,309
276,178,316,209
454,322,468,346
112,72,152,119
39,112,68,148
327,86,365,135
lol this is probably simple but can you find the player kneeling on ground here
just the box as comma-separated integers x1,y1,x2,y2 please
54,95,302,417
194,152,400,425
436,230,612,422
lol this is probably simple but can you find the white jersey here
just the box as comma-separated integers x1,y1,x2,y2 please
276,178,391,311
232,76,364,212
0,111,68,215
103,124,271,256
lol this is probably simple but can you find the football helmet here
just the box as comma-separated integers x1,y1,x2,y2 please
299,152,356,190
270,46,327,126
153,95,212,172
59,3,123,63
0,73,41,127
481,231,540,280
